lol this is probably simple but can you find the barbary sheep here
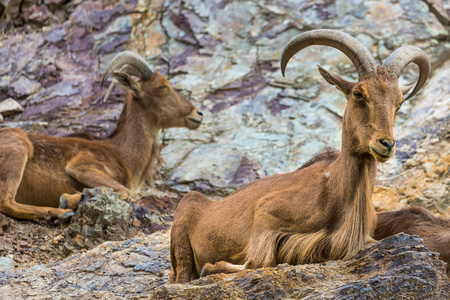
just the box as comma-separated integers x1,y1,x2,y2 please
0,51,203,221
169,29,430,283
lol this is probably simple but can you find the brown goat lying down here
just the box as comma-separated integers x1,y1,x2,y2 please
0,51,203,221
169,29,431,283
376,206,450,277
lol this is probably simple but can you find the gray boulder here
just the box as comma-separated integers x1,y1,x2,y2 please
63,187,153,254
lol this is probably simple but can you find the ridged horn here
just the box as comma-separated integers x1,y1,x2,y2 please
101,51,154,86
382,46,430,100
280,29,377,79
102,65,144,103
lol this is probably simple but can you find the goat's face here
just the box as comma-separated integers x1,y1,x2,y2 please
319,66,409,162
113,71,203,130
281,30,430,163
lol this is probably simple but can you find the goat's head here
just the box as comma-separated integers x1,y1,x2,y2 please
281,30,430,162
101,51,203,130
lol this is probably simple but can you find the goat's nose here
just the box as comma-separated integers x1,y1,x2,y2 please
379,139,395,151
197,111,203,116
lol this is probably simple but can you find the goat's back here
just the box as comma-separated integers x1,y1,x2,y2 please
375,206,450,276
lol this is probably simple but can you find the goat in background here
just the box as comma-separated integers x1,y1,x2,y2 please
169,29,430,283
0,51,203,221
375,206,450,277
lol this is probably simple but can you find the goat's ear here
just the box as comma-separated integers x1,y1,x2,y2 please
400,84,414,97
112,71,141,96
317,65,353,95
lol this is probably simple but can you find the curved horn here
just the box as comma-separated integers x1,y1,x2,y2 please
101,51,154,86
102,65,144,103
280,29,377,79
382,46,430,100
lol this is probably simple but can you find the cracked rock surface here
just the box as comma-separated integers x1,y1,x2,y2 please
1,233,448,299
0,0,449,298
0,0,448,200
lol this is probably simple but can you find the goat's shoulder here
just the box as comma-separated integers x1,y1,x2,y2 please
297,147,340,171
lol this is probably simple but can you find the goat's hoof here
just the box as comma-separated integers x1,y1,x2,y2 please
59,195,67,209
44,214,52,222
200,268,206,278
60,211,74,223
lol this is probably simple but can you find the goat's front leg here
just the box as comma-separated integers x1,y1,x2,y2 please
0,129,74,221
62,153,131,210
200,261,245,278
200,235,272,278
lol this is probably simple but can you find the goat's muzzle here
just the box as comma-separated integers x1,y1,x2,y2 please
186,110,203,129
369,139,396,163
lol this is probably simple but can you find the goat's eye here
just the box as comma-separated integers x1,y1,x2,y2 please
158,85,168,90
353,92,364,100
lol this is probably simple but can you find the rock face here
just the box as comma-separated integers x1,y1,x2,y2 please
0,0,449,298
0,0,448,203
0,0,138,137
0,233,448,298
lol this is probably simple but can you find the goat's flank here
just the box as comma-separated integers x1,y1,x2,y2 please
0,51,203,221
169,29,430,283
375,206,450,278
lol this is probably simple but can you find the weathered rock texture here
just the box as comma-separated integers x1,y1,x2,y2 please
0,0,138,137
0,231,172,299
63,187,152,254
63,187,179,255
154,234,450,299
0,0,449,298
0,0,448,204
0,233,448,299
0,187,179,274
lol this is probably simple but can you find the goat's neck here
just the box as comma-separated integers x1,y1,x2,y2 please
327,141,378,259
105,95,160,191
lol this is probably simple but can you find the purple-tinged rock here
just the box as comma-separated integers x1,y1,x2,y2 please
97,34,130,54
23,5,50,25
231,157,259,187
12,75,41,96
67,26,94,52
45,25,66,45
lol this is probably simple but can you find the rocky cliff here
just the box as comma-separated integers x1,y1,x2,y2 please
0,0,449,298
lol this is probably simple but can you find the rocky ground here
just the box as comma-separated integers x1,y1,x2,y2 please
1,230,449,299
0,217,66,271
0,0,449,298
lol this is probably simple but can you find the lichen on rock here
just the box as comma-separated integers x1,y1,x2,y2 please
63,187,152,254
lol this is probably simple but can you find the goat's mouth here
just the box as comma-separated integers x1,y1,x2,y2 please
369,147,392,163
186,117,202,129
